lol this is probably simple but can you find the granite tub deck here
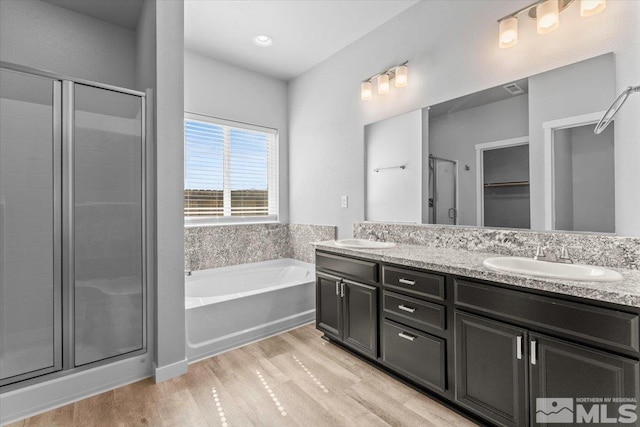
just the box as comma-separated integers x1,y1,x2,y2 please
312,241,640,308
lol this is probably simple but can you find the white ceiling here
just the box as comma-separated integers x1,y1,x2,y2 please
41,0,144,30
184,0,419,81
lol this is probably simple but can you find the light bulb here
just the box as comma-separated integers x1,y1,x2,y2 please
361,81,372,100
499,17,518,48
580,0,606,17
394,65,408,87
378,74,390,95
537,0,559,34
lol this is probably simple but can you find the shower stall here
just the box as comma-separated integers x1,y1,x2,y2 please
0,63,146,388
428,155,457,225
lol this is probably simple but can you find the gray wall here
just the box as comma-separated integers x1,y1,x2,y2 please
154,0,185,379
288,1,640,238
365,110,423,222
554,124,615,233
528,53,615,230
571,124,615,232
429,95,529,226
184,50,289,223
0,0,136,89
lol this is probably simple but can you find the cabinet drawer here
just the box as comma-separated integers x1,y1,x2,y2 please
382,319,446,392
383,265,445,301
316,252,378,283
383,291,446,332
455,279,640,353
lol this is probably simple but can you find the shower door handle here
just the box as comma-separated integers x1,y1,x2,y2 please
448,208,457,220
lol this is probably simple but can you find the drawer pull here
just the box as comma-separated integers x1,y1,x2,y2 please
516,336,523,360
398,332,416,341
398,278,416,286
530,340,537,365
398,304,416,313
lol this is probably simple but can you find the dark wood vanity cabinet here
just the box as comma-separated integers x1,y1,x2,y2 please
315,249,640,426
380,264,450,394
315,252,378,359
455,311,528,427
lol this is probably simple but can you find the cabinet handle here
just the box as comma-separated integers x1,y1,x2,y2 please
335,281,340,296
398,278,416,286
516,336,523,360
530,340,537,365
398,304,416,313
340,282,345,298
398,332,416,342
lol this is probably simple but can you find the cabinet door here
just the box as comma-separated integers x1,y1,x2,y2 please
529,333,639,426
343,279,378,358
316,273,342,339
455,311,527,427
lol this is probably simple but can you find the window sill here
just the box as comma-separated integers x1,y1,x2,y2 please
184,220,282,228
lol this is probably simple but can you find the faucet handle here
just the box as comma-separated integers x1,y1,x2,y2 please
560,245,581,259
525,242,545,259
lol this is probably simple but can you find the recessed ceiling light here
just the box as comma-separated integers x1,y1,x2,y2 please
253,34,273,47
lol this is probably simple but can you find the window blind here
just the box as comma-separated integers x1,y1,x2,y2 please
184,114,278,224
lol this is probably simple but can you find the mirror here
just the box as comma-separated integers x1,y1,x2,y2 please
365,53,617,234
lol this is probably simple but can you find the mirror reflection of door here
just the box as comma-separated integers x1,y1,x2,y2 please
429,156,457,225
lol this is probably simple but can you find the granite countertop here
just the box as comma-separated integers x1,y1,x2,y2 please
312,241,640,308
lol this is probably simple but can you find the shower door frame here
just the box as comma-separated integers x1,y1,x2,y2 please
0,61,148,390
0,70,63,387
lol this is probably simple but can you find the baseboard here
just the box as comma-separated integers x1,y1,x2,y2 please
0,354,152,426
153,358,188,383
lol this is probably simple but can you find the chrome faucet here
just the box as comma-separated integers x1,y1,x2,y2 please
185,270,192,276
367,230,388,242
529,244,578,263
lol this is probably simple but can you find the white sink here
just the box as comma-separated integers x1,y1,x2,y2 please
334,239,396,249
483,257,623,282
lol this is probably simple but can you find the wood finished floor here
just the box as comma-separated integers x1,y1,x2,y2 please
8,325,478,427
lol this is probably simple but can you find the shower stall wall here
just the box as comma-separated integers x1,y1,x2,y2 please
0,63,146,388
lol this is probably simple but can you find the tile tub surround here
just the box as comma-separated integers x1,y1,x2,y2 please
289,224,337,263
313,241,640,308
353,222,640,270
184,223,336,271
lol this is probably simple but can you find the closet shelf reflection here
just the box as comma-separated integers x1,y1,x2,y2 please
483,180,530,188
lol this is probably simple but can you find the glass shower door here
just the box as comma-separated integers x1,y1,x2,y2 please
0,69,62,384
73,84,144,366
430,156,457,225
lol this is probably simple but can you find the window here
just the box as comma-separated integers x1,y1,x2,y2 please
184,113,278,224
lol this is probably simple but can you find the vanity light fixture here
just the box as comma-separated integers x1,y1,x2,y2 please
497,0,606,48
361,81,373,100
377,73,390,95
580,0,606,17
360,61,408,101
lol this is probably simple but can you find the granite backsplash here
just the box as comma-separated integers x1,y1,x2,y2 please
185,223,336,271
353,222,640,270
